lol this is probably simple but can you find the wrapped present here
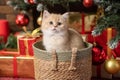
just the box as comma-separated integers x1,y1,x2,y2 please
112,58,120,78
86,28,118,56
0,56,34,78
69,12,95,34
18,37,36,56
86,28,117,78
0,50,19,56
92,63,112,79
16,27,42,56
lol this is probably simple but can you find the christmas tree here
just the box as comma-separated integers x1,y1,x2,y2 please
7,0,120,49
6,0,96,28
92,0,120,49
6,0,83,12
7,0,98,13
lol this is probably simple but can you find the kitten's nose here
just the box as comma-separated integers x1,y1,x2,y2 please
54,26,57,27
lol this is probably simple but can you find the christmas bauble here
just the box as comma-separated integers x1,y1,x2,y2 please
24,0,36,4
83,0,93,8
105,59,120,74
37,16,42,25
15,13,29,26
92,45,107,65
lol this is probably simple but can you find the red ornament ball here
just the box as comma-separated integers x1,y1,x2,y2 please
15,13,29,26
92,45,107,65
83,0,93,8
26,0,36,4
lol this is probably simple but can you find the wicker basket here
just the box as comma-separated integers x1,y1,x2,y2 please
33,41,92,80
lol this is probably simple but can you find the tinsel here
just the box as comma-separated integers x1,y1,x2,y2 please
24,0,37,4
36,3,43,11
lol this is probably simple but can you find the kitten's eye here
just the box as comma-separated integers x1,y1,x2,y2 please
57,22,62,26
49,21,53,25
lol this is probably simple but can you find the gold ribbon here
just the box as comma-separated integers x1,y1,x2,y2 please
24,39,29,56
22,26,41,38
107,28,112,59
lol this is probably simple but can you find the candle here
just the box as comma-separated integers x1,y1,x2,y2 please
0,20,10,43
107,28,112,59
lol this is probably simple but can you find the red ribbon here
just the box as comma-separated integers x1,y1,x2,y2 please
96,64,101,78
112,50,117,59
13,56,18,77
81,12,85,34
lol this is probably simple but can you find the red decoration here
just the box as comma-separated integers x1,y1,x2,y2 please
13,57,18,77
83,0,93,8
0,20,10,43
81,13,85,34
92,45,107,65
27,0,35,4
15,13,29,26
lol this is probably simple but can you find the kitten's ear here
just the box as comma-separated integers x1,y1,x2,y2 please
43,10,50,19
62,12,69,19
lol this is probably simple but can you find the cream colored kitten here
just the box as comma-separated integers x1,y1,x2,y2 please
41,10,85,52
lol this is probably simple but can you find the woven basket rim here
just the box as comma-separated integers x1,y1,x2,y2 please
33,41,92,61
33,41,93,53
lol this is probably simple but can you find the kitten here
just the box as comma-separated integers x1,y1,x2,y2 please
41,10,85,52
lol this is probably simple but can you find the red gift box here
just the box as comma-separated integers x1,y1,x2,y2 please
113,58,120,78
92,63,112,79
0,50,19,56
86,28,119,57
86,28,120,78
0,56,34,78
18,37,36,56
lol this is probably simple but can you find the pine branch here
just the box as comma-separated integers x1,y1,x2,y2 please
108,34,120,49
93,0,120,49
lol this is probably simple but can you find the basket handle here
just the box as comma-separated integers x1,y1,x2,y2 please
68,48,77,71
51,50,58,71
51,48,77,71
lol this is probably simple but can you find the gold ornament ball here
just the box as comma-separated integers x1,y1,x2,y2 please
37,17,42,25
104,59,120,74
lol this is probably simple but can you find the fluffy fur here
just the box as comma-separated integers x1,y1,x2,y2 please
41,10,85,52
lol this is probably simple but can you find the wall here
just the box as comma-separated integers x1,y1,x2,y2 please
0,0,34,33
